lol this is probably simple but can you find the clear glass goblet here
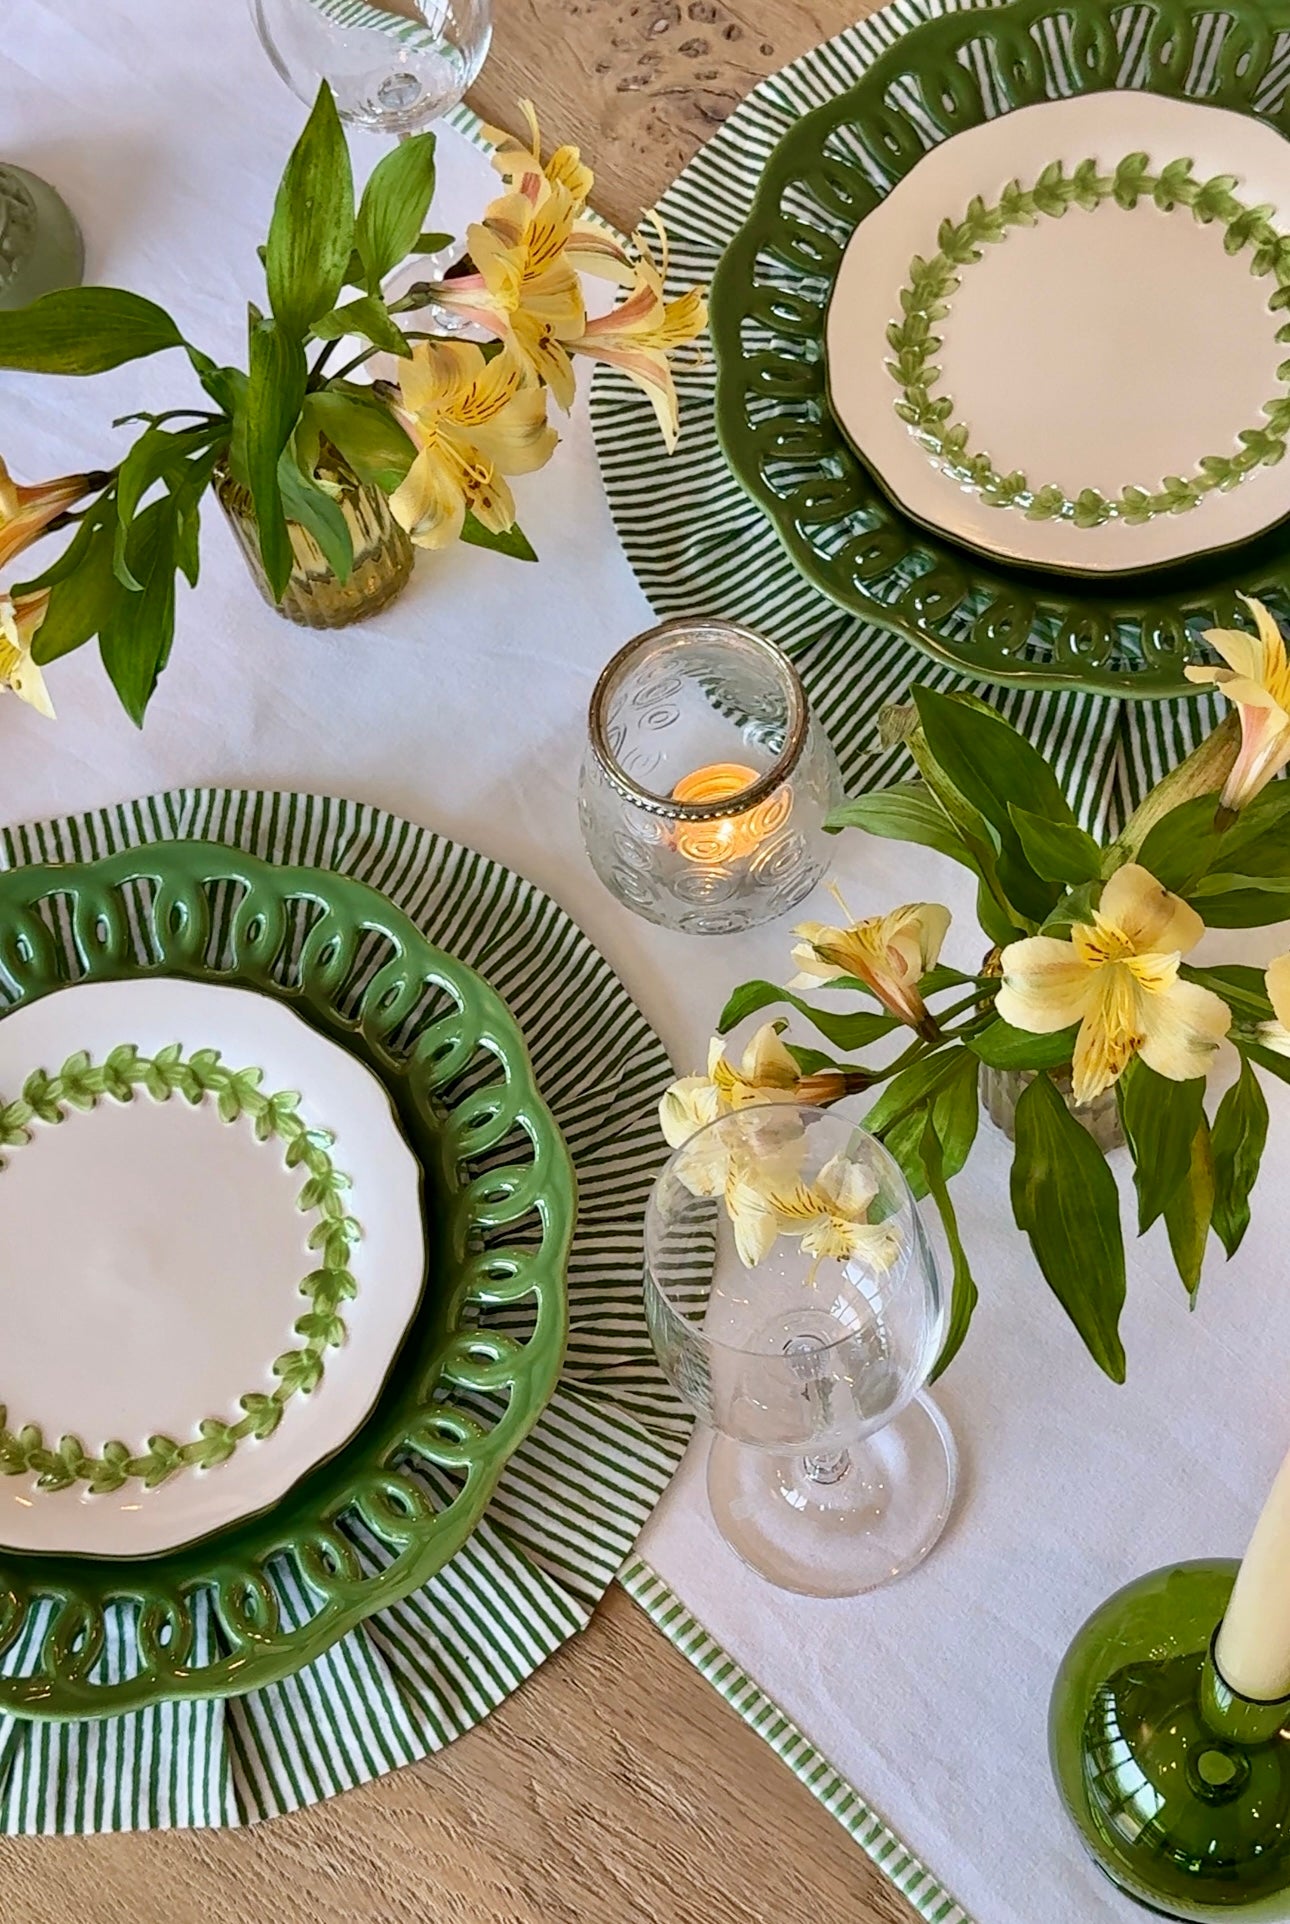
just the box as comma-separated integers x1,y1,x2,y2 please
250,0,492,133
644,1104,957,1597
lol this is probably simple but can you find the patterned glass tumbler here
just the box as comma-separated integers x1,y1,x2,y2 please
578,619,842,935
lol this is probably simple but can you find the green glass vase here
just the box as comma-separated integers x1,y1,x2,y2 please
1050,1562,1290,1918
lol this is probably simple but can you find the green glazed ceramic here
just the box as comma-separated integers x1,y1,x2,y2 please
0,165,84,311
710,0,1290,697
1051,1562,1290,1918
0,841,574,1719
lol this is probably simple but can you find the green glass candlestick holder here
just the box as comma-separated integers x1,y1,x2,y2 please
0,165,84,311
1050,1561,1290,1919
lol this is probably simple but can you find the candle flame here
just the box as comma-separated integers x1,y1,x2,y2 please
671,762,791,863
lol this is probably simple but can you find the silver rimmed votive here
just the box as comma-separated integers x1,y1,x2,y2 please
578,618,842,935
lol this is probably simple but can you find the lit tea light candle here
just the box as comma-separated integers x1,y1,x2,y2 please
1216,1443,1290,1701
670,762,792,864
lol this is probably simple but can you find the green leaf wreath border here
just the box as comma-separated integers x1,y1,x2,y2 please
0,1044,360,1494
887,153,1290,528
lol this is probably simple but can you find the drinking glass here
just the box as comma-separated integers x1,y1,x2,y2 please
250,0,492,133
578,618,842,935
644,1104,957,1596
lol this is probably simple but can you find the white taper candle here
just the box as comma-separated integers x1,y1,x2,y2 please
1216,1445,1290,1702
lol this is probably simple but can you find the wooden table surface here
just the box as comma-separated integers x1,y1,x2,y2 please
2,2,918,1919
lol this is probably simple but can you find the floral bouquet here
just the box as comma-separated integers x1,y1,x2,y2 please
662,596,1290,1382
0,90,705,723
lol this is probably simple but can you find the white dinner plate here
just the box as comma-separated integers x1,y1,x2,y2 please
0,978,426,1556
826,92,1290,575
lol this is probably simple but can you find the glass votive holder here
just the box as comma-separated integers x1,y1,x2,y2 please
577,618,842,935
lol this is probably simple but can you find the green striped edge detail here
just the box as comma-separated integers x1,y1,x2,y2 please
0,785,692,1834
305,0,449,54
618,1557,975,1924
0,1044,356,1494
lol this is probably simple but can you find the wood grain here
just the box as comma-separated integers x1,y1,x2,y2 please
0,9,921,1921
471,0,872,231
0,1586,916,1924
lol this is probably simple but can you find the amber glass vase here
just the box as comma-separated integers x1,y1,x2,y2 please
215,457,414,629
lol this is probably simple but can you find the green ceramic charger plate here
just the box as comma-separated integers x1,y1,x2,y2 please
710,0,1290,697
0,841,574,1719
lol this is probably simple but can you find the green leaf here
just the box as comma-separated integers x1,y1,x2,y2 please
864,1047,972,1140
246,318,308,601
26,501,123,663
1011,1072,1127,1381
716,979,898,1052
277,451,354,583
1039,880,1102,938
265,81,355,337
300,390,416,492
968,1019,1078,1071
1008,804,1104,885
913,687,1070,922
921,1117,979,1380
114,425,211,590
824,783,972,868
311,293,410,356
1117,1058,1207,1234
903,723,1027,942
0,287,184,373
1163,1117,1215,1302
1134,793,1224,894
97,499,178,725
461,512,538,561
1182,964,1272,1024
1210,1059,1269,1258
783,1044,837,1077
1239,1039,1290,1086
354,130,437,290
410,230,453,255
1188,884,1290,929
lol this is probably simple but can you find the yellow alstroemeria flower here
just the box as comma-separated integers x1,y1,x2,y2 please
659,1023,867,1163
1260,954,1290,1056
1185,594,1290,816
387,340,557,551
434,186,634,405
659,1022,800,1151
481,99,594,212
996,863,1230,1105
565,244,708,453
791,897,951,1040
0,590,55,719
659,1026,810,1200
725,1152,903,1272
0,458,102,573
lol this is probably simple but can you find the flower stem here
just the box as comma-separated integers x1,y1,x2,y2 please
309,338,342,387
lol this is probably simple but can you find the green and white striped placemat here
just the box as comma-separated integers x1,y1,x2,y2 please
0,787,980,1921
589,0,1247,837
0,787,694,1831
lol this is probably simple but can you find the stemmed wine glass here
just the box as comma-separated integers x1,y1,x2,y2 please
645,1104,958,1597
250,0,492,135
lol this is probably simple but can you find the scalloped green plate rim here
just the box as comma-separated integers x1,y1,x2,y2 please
710,0,1290,697
0,840,574,1719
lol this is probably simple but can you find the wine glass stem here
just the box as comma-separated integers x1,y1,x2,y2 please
785,1334,850,1485
803,1447,851,1486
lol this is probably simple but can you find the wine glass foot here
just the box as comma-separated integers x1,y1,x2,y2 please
706,1393,958,1598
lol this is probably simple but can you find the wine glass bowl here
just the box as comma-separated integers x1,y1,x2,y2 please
644,1104,958,1597
250,0,492,132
